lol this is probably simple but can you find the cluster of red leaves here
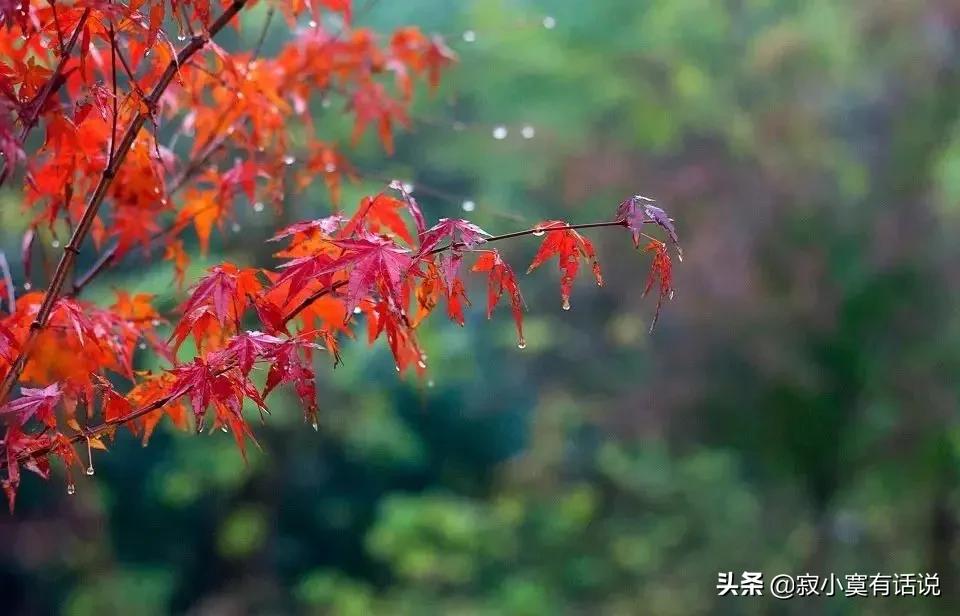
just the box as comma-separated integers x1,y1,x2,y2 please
0,1,680,510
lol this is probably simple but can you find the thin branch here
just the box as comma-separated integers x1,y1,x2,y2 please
0,0,252,406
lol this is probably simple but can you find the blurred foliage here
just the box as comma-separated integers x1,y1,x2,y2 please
4,0,960,614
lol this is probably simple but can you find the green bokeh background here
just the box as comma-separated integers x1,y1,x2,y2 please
4,0,960,613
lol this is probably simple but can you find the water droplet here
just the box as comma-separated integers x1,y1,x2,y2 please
151,319,161,327
521,125,536,139
231,222,242,233
153,186,161,194
677,249,684,263
532,226,545,237
85,465,95,476
22,282,31,291
395,365,401,372
138,342,147,350
517,338,527,349
462,200,476,212
402,182,415,193
562,298,571,311
427,379,435,388
66,483,76,495
353,306,362,314
492,125,508,140
308,19,318,28
177,33,187,42
51,239,60,248
221,426,228,433
144,49,151,57
283,155,296,165
669,290,675,300
462,30,476,43
253,201,265,212
543,16,557,29
417,359,427,369
311,419,319,431
324,163,337,173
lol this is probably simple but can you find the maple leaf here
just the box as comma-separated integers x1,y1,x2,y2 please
526,221,603,309
616,195,681,256
417,217,490,255
322,234,413,314
342,193,416,244
643,240,674,332
172,264,263,350
263,340,318,425
1,383,61,427
472,250,525,346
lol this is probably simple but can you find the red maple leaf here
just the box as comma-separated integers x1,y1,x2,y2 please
1,383,61,427
472,250,525,347
526,221,603,309
643,240,674,332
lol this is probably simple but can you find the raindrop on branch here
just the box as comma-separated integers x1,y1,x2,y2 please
66,483,76,495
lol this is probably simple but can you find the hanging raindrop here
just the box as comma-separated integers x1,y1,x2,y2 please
517,338,527,349
66,483,76,495
532,226,545,237
562,298,571,311
86,465,95,476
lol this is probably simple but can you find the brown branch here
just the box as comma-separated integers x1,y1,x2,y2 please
0,1,252,406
